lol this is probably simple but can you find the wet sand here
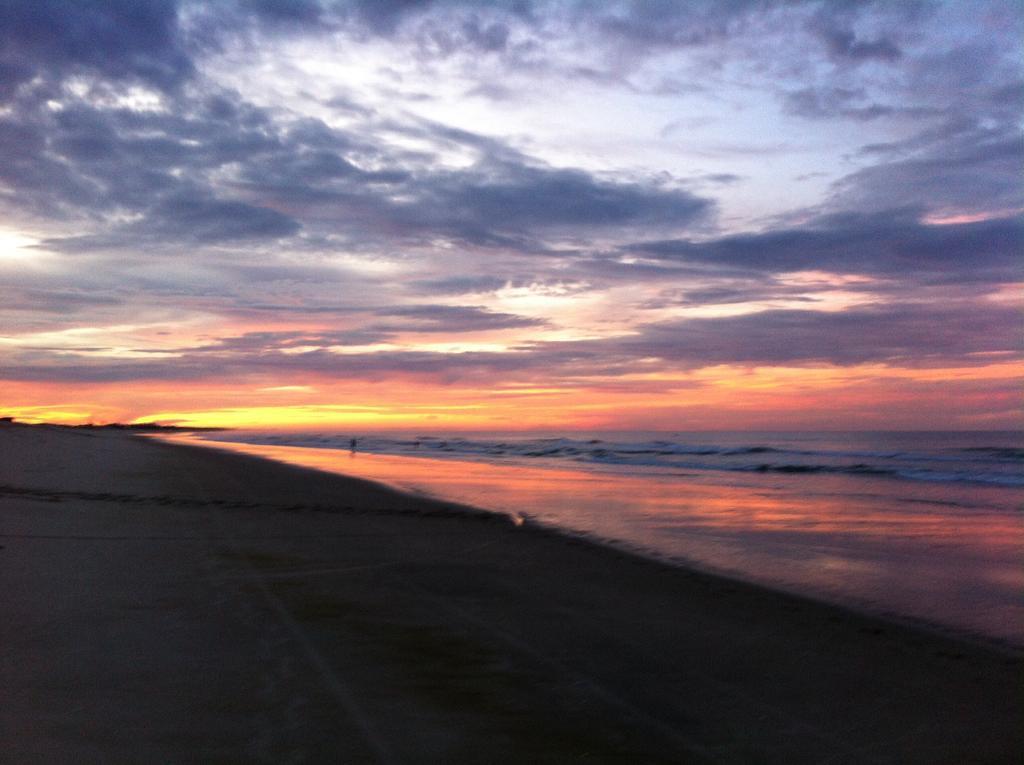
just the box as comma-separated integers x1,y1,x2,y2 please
1,422,1020,763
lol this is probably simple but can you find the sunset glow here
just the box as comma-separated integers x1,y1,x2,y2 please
1,1,1020,430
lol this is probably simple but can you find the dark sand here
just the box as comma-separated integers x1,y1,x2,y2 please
1,422,1020,763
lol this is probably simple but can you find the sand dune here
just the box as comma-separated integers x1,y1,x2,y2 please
1,421,1020,763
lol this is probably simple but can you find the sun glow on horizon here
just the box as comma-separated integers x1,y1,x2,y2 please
0,358,966,431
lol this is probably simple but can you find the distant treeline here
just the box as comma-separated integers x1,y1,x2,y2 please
0,418,224,432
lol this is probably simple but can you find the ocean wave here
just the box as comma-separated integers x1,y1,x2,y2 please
200,432,1024,488
961,447,1024,461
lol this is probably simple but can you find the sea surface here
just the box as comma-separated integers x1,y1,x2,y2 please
179,430,1023,646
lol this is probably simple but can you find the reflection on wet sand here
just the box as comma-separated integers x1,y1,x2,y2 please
165,435,1023,646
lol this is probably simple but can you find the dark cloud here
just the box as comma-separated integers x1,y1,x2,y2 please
805,1,922,66
417,161,712,238
3,86,713,254
0,0,193,102
240,0,327,27
2,289,122,314
624,213,1022,284
816,25,901,63
374,304,545,332
0,345,539,384
0,91,291,225
408,274,595,299
347,0,437,36
460,16,511,52
613,301,1019,367
594,0,768,51
182,305,543,351
819,32,1023,216
186,328,390,354
782,87,918,122
410,12,515,58
651,285,818,309
412,276,511,295
146,193,300,242
700,173,743,185
832,128,1023,218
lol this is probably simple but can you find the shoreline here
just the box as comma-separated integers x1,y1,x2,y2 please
161,430,1024,655
2,422,1021,762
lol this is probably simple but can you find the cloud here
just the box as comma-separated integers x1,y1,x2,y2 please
817,32,1024,216
593,0,772,52
412,160,713,240
0,345,538,384
186,328,391,353
831,129,1023,218
0,0,193,102
411,276,511,295
171,305,544,354
4,294,1017,387
374,304,545,332
1,0,1020,422
459,15,511,52
1,288,123,314
624,213,1022,284
346,0,439,36
0,91,290,225
781,86,931,122
145,192,301,242
815,25,901,63
239,0,328,27
2,79,714,255
611,301,1020,367
651,285,818,309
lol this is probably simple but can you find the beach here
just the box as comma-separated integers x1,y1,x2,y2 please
1,422,1021,763
178,429,1024,647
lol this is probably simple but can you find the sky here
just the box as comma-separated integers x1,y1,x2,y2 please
0,0,1021,431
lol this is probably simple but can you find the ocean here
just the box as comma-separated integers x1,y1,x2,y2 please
180,430,1023,646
